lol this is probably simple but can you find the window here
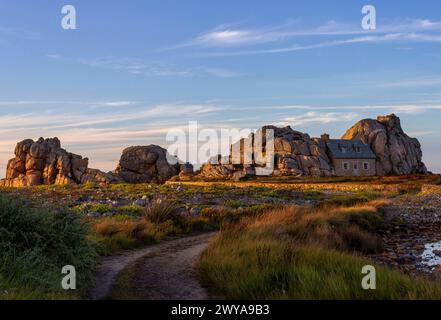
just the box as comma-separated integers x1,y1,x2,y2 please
355,146,362,153
343,162,349,170
363,162,369,170
353,162,358,170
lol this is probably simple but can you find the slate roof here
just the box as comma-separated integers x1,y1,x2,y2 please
326,139,376,159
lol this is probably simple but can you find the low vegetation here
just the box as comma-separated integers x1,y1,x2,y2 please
1,174,439,300
90,201,280,254
0,194,97,299
199,199,441,299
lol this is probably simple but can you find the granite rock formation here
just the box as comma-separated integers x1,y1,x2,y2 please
114,145,181,184
342,114,427,175
0,137,119,187
196,125,332,179
196,114,427,179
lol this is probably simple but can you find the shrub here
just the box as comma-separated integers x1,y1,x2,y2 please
117,205,144,216
89,203,111,214
83,181,99,190
144,200,184,226
225,200,242,209
0,193,97,298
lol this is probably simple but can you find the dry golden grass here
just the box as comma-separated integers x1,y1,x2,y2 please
199,197,441,300
91,218,172,252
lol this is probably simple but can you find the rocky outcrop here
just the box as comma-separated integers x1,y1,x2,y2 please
0,114,427,187
269,126,332,177
114,145,181,183
0,137,119,187
196,114,427,179
342,114,427,175
196,125,333,179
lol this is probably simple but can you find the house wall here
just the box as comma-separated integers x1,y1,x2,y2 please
333,158,376,176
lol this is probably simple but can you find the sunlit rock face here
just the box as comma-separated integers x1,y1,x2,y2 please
196,126,333,179
342,114,427,175
114,145,181,184
269,125,332,177
0,137,120,187
197,114,427,179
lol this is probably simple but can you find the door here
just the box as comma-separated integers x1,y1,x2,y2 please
352,161,360,176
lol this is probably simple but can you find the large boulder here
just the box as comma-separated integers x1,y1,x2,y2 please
269,126,331,177
0,137,120,187
114,145,181,183
196,125,333,179
342,114,427,175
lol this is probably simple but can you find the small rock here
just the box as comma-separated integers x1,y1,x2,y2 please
190,207,202,217
87,212,101,218
133,199,147,206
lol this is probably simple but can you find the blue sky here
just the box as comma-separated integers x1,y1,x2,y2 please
0,0,441,175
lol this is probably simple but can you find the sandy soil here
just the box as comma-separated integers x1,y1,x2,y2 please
88,232,217,300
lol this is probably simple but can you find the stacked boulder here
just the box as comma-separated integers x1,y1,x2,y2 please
0,114,428,186
114,145,181,184
0,137,119,187
198,156,235,180
342,114,427,175
196,125,332,179
196,114,427,179
269,126,332,176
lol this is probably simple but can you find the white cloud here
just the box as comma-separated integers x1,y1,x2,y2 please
198,67,242,78
0,25,40,40
47,54,241,78
378,76,441,88
279,111,359,127
167,18,441,56
91,101,135,107
0,100,138,108
407,130,437,137
195,32,441,57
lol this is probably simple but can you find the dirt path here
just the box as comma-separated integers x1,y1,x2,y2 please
88,232,217,300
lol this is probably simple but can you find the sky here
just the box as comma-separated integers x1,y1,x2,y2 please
0,0,441,176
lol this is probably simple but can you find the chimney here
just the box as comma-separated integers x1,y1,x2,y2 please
321,133,330,142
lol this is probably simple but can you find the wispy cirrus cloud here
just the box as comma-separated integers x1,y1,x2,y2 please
0,104,219,131
377,76,441,88
47,54,241,78
0,26,40,40
279,111,359,127
0,25,41,47
195,32,441,57
168,18,441,56
0,100,439,176
176,19,441,47
256,103,441,115
0,100,136,107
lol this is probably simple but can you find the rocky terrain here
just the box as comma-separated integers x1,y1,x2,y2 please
197,126,333,180
371,187,441,276
343,114,427,175
0,140,188,187
0,137,120,187
197,114,425,179
0,114,428,187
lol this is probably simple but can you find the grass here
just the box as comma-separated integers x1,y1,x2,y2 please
2,175,438,299
91,218,171,253
90,201,262,254
117,205,144,216
89,203,111,214
0,193,98,299
144,200,184,225
199,200,441,299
